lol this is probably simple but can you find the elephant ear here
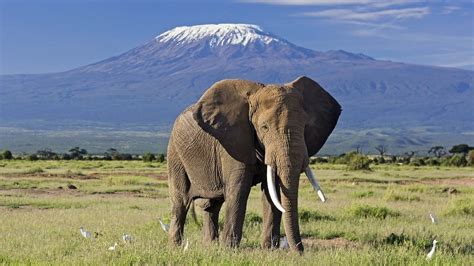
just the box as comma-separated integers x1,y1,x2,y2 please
192,79,264,164
287,76,341,156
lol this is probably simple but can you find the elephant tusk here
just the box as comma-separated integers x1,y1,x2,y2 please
304,166,327,203
266,165,286,213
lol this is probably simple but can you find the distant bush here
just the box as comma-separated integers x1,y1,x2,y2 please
346,153,371,171
120,153,133,160
309,157,328,164
142,152,156,162
425,158,440,166
26,154,38,161
468,150,474,166
445,154,467,167
156,153,166,163
61,153,71,160
347,204,399,219
245,212,263,225
1,150,13,160
409,157,425,166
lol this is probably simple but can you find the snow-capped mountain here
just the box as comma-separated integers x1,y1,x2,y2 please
1,23,473,152
156,24,284,47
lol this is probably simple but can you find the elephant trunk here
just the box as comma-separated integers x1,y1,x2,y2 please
265,131,308,252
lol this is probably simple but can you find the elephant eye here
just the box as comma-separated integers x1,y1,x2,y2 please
261,124,269,132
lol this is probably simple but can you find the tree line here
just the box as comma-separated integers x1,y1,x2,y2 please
0,147,165,163
0,144,473,167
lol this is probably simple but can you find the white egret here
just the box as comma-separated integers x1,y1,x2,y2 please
159,218,169,232
80,227,91,239
183,239,189,251
108,242,118,251
280,236,289,249
122,233,132,243
426,239,438,260
429,213,437,224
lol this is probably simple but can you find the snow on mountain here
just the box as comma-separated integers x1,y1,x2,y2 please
155,24,284,47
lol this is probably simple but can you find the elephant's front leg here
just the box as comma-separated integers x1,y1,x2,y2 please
221,170,253,248
261,181,282,249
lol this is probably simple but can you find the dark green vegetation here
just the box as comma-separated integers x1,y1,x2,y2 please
0,160,472,264
1,125,473,156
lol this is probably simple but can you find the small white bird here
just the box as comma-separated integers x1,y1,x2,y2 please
429,212,437,224
426,239,438,260
80,227,92,239
108,242,118,251
279,236,289,249
159,217,169,232
122,233,132,243
183,239,189,251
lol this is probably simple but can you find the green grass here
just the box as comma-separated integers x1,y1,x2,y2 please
0,160,473,264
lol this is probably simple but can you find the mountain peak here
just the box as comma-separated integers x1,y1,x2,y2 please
155,23,284,47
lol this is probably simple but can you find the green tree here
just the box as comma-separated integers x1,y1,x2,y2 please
156,153,166,163
26,154,38,161
428,146,446,158
142,152,156,162
1,150,13,160
449,144,473,155
446,154,467,167
68,147,87,159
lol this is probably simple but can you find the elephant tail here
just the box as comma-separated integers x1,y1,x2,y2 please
189,201,201,227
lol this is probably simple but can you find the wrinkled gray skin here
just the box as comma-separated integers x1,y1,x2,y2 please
167,76,341,252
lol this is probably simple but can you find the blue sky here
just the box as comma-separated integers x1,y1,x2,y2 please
1,0,473,74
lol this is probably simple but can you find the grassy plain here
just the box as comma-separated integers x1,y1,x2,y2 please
0,160,472,265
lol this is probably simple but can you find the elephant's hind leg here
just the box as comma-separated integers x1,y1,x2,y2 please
200,199,223,244
167,146,191,246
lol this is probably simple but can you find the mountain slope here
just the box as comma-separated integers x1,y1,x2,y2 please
1,23,473,153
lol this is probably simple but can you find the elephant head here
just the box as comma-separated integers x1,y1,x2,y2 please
192,76,341,252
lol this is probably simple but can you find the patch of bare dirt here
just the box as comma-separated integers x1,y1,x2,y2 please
419,177,474,186
0,172,98,180
88,172,168,180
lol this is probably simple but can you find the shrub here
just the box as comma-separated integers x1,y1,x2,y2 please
346,153,371,171
121,153,133,160
409,157,425,166
347,204,399,219
426,158,440,166
61,153,71,160
468,150,474,166
446,154,467,167
142,152,156,162
245,212,262,225
26,154,38,161
1,150,13,160
156,153,166,163
299,210,334,222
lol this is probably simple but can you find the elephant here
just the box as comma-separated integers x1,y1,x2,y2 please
166,76,341,252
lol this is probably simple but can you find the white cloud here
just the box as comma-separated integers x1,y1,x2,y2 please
441,5,461,14
301,7,430,22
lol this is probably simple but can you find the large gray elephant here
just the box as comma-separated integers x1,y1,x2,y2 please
167,76,341,252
